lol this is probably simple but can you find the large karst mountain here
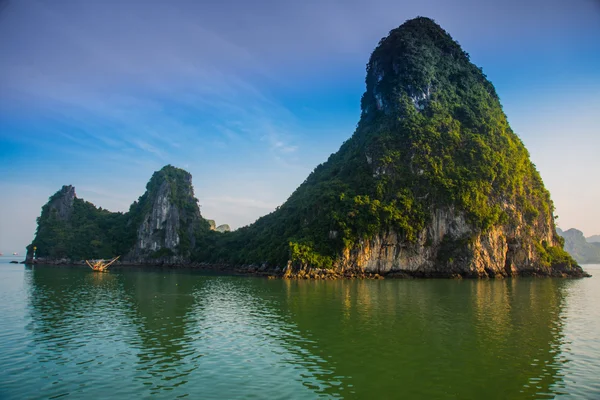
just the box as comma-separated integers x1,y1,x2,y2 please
27,17,586,277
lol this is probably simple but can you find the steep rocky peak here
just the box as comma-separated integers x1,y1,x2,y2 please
129,165,204,260
362,17,495,118
139,165,199,217
48,185,76,220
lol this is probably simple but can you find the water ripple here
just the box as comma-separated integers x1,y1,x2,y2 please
0,265,599,399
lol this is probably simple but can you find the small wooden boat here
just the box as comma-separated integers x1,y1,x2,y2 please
86,256,120,272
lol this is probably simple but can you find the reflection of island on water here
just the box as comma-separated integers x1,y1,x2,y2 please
279,278,570,399
119,269,202,393
24,266,571,399
24,266,130,395
114,271,344,398
25,266,203,395
24,267,339,398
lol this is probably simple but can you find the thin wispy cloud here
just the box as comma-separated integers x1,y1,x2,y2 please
0,0,304,171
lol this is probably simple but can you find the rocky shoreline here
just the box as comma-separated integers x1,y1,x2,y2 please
22,258,591,279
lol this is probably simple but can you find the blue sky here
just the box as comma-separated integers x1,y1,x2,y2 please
1,0,599,253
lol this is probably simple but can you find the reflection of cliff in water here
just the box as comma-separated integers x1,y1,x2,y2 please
117,269,203,393
26,266,126,349
24,267,343,398
470,279,567,397
116,271,343,398
25,265,135,394
25,267,569,398
278,278,568,399
25,266,202,395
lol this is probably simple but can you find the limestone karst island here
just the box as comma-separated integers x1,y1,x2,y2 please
27,18,587,279
2,9,599,400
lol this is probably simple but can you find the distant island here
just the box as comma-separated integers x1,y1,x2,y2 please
587,234,600,243
25,17,587,278
557,228,600,264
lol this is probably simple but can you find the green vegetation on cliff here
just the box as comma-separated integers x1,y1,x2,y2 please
28,166,209,261
196,17,574,271
127,165,210,257
29,186,129,259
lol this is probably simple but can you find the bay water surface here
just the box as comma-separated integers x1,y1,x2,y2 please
0,257,599,399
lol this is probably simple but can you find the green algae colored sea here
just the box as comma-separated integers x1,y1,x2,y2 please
0,261,599,399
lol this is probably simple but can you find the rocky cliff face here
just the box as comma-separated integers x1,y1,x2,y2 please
48,185,76,220
126,166,207,262
341,206,565,277
25,185,78,260
136,181,182,251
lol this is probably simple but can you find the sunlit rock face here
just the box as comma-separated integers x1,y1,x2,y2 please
134,181,181,252
340,206,560,277
127,166,206,263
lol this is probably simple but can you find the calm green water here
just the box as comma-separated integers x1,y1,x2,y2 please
0,260,599,399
